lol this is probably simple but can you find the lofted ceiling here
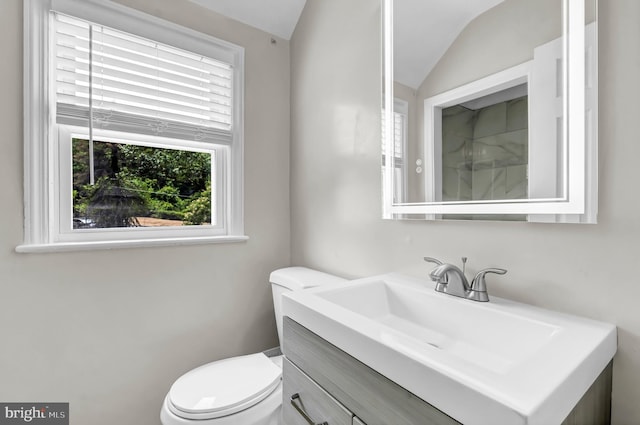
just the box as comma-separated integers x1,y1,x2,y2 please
188,0,504,88
394,0,504,89
188,0,307,40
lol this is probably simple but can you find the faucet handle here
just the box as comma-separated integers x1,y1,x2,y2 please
469,268,507,302
424,257,447,286
423,257,443,266
471,268,507,291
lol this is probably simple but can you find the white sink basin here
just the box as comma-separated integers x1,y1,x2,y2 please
282,273,616,425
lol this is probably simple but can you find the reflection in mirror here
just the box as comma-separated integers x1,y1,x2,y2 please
382,0,598,222
441,87,528,202
440,85,529,221
399,0,562,205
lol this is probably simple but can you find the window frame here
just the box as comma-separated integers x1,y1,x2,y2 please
55,126,227,243
20,0,247,252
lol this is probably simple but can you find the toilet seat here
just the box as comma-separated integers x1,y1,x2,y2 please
167,353,282,420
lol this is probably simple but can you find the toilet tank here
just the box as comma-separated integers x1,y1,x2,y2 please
270,267,346,347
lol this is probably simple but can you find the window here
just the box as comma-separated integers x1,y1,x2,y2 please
382,99,408,204
20,0,246,252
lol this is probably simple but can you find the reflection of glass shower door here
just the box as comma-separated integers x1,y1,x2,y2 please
442,95,529,202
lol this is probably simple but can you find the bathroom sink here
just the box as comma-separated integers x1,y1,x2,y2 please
316,277,559,375
282,273,616,425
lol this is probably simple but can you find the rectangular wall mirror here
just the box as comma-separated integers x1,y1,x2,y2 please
382,0,598,223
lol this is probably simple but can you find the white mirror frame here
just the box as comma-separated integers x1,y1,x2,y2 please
382,0,597,221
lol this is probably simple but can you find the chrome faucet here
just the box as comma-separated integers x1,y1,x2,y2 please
424,257,507,302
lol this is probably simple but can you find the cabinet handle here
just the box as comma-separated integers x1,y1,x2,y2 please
290,393,328,425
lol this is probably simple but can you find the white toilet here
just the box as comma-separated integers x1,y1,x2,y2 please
160,267,345,425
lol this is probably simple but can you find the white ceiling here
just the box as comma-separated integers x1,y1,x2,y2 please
189,0,307,40
188,0,503,87
394,0,504,89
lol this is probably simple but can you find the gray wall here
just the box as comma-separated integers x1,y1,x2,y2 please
0,0,289,424
419,0,562,98
291,0,640,423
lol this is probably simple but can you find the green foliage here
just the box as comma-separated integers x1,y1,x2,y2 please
72,138,212,228
183,182,212,225
118,144,210,196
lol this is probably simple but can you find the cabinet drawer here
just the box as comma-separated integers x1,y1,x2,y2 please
283,358,352,425
284,317,460,425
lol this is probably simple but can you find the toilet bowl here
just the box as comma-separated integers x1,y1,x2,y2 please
160,354,283,425
160,267,346,425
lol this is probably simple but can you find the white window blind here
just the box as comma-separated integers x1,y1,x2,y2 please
381,109,406,166
382,100,408,204
393,110,406,163
53,12,234,144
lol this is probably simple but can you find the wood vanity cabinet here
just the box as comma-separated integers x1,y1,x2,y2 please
283,358,358,425
282,317,613,425
282,317,459,425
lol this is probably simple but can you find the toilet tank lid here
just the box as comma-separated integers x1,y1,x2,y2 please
270,267,346,290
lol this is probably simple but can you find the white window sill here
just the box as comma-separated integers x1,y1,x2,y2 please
15,235,249,253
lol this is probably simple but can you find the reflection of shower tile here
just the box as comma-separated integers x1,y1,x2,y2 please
505,164,528,198
443,109,474,149
443,107,474,131
442,133,466,154
472,167,506,200
471,165,527,201
442,137,472,168
442,166,472,201
442,107,474,170
507,97,528,131
473,103,507,139
473,129,528,167
441,96,529,203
